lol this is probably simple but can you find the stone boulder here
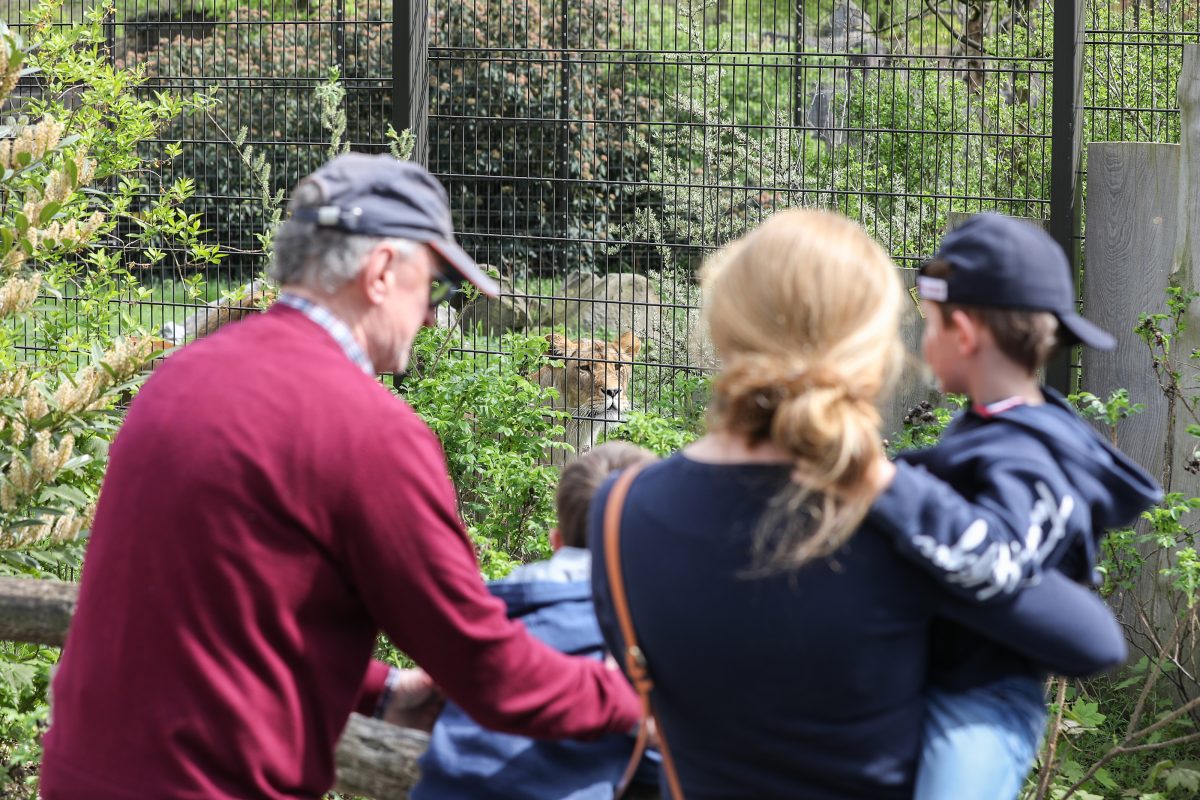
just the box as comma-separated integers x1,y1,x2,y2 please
811,1,886,65
538,272,662,340
456,274,536,337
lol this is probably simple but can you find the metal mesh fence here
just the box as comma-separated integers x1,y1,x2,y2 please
3,0,395,352
2,0,1197,443
430,0,1057,443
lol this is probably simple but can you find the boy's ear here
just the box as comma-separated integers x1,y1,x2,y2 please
549,527,563,552
948,308,981,356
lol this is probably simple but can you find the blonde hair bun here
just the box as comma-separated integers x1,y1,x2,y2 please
702,209,903,568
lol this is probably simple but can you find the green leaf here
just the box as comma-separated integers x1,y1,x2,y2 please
38,201,62,226
1164,767,1200,792
40,485,89,507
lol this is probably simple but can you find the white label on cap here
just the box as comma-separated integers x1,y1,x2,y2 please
316,206,341,226
917,276,948,302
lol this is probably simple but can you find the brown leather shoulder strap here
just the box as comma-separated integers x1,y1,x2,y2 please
604,464,686,800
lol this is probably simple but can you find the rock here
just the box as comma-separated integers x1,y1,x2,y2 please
813,1,885,64
434,304,459,331
807,77,851,147
457,276,534,336
538,273,662,340
1001,69,1045,110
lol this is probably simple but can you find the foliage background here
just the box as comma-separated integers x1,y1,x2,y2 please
2,0,1200,798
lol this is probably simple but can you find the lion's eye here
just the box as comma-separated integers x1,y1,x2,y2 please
579,364,592,374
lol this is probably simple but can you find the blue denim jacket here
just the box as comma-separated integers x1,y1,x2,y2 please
412,548,658,799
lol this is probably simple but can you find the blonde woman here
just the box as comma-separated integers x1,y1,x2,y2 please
589,210,1125,799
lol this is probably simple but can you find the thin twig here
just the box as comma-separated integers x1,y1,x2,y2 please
1034,678,1068,800
922,0,987,54
1062,731,1200,799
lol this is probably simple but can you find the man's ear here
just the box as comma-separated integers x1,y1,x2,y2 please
358,243,394,306
549,527,563,552
948,308,980,356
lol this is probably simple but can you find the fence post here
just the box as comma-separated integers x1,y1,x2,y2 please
557,0,573,274
792,2,806,132
1081,43,1200,668
393,0,429,165
1047,0,1086,391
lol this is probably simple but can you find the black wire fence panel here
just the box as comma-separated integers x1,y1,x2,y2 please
1,0,1196,437
1083,1,1200,148
430,0,1057,441
3,0,394,345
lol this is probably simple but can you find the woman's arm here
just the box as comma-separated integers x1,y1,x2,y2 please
935,569,1127,677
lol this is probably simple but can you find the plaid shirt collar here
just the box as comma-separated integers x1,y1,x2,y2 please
277,292,375,376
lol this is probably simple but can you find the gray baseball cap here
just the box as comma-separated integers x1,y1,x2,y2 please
290,154,499,297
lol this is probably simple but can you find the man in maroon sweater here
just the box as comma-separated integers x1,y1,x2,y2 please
40,155,640,799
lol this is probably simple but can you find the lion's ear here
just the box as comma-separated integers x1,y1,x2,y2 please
545,333,570,359
616,331,641,357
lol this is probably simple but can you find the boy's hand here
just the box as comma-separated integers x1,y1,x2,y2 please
381,668,445,732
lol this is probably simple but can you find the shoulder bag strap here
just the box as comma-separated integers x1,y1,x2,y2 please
605,464,686,800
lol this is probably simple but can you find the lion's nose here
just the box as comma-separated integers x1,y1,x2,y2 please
604,388,621,399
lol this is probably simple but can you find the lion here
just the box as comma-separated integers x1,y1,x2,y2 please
532,331,641,464
159,280,274,346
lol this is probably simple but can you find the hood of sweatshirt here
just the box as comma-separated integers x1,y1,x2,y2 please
977,389,1162,532
486,547,601,657
898,388,1162,583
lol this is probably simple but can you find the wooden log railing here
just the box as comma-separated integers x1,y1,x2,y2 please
0,576,426,798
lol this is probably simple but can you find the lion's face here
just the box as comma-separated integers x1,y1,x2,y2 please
535,332,641,418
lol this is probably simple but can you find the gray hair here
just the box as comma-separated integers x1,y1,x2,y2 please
269,181,416,294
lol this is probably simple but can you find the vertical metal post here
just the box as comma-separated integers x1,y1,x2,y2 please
557,0,572,271
393,0,429,165
1047,0,1085,392
793,1,806,131
336,0,347,73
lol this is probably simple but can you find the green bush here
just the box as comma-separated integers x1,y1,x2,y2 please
397,327,567,570
0,2,212,793
116,1,390,274
430,0,656,274
119,0,656,277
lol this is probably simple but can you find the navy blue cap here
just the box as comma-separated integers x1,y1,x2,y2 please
918,213,1114,350
289,154,499,297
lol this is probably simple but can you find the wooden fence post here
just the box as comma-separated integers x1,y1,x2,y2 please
1081,43,1200,667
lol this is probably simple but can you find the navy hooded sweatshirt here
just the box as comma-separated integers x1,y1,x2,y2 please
589,454,1129,799
888,388,1162,690
414,547,657,800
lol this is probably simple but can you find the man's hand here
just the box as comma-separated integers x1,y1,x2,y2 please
380,668,445,732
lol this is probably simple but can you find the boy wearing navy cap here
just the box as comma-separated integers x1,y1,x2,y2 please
887,214,1161,799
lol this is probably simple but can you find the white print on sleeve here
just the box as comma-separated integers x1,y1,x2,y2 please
910,481,1076,601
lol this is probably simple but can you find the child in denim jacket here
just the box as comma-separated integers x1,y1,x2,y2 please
413,441,659,800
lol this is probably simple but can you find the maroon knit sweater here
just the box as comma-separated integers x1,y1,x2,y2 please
40,305,639,799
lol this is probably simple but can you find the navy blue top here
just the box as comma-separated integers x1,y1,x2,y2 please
414,548,657,800
590,454,1128,799
892,389,1161,690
